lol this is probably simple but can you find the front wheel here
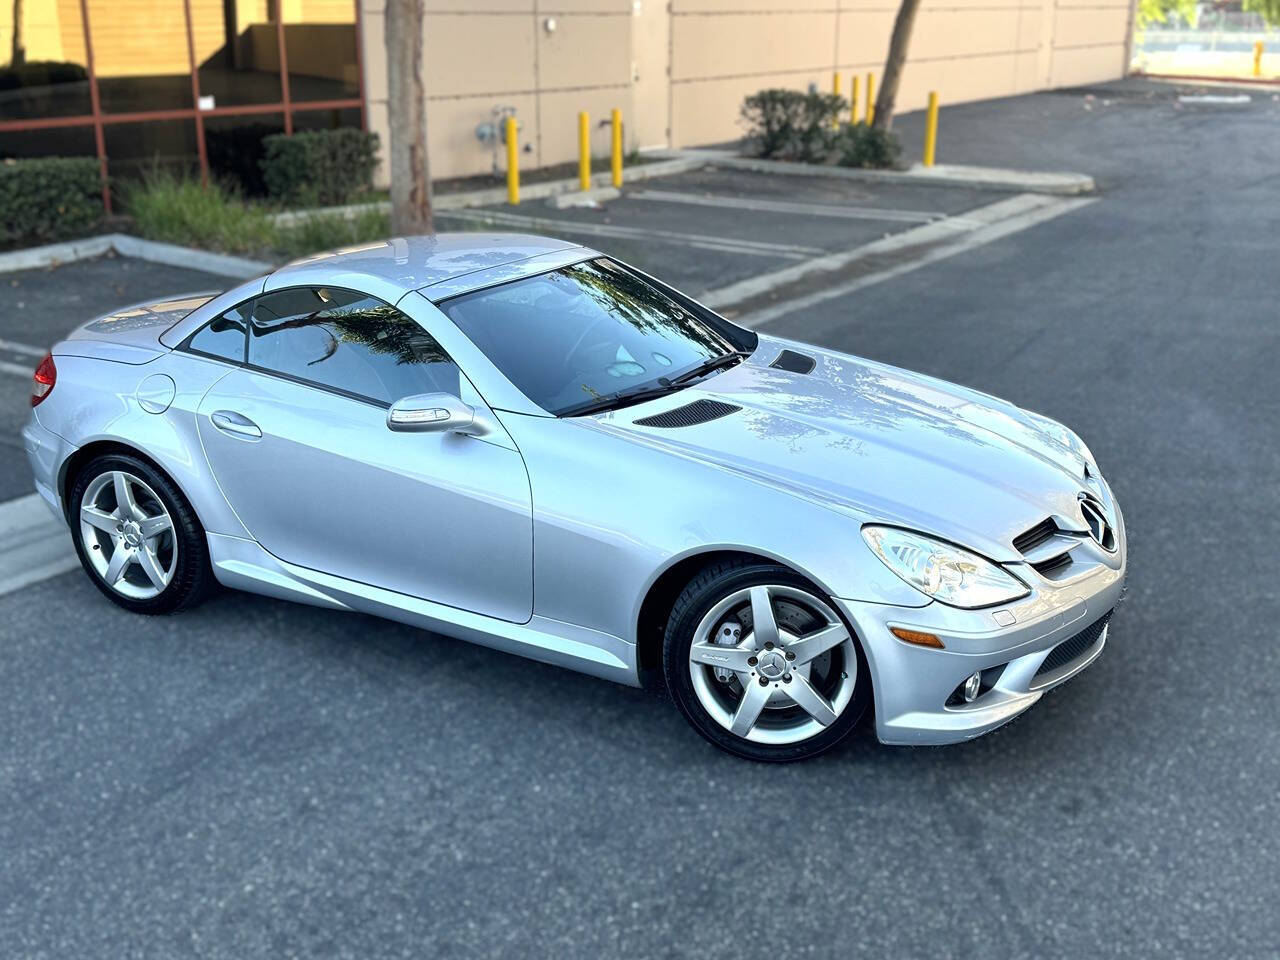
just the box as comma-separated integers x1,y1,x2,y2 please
663,561,870,762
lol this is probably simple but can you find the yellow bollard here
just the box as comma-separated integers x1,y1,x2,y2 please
611,108,623,188
922,91,939,167
1255,41,1264,78
850,74,859,124
578,111,591,192
832,72,842,127
505,116,519,205
865,73,875,125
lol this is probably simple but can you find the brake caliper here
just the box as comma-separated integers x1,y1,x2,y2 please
713,620,742,683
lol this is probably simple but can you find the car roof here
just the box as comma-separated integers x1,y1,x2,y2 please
158,233,599,352
266,233,594,303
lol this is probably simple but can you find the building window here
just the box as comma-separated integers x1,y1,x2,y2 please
0,0,366,211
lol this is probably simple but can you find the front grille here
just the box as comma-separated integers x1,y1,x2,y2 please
1013,518,1058,555
633,398,741,429
1034,611,1112,680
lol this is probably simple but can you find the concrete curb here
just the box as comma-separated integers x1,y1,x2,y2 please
0,156,707,276
659,150,1095,196
0,233,270,278
546,186,620,209
271,156,707,225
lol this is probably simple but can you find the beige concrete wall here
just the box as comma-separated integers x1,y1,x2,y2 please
361,0,633,183
668,0,1132,147
360,0,1131,184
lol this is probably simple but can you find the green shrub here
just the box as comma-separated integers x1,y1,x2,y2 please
740,89,846,163
125,171,273,255
274,206,390,259
0,156,103,245
127,168,389,259
833,122,902,169
260,128,380,207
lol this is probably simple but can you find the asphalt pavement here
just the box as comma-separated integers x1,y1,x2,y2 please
1,78,1277,958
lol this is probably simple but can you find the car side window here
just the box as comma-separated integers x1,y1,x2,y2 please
185,303,250,363
247,286,460,406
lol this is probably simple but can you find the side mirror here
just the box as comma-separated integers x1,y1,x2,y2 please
387,392,489,436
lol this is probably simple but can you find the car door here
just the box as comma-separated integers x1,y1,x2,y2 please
193,285,533,623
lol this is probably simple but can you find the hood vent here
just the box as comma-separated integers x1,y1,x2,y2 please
769,349,816,375
1013,518,1058,555
634,398,741,429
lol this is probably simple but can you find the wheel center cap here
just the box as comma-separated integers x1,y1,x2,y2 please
122,521,143,547
757,649,787,680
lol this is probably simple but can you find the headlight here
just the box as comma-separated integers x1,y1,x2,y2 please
862,526,1029,609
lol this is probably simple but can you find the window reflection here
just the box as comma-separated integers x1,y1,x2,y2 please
283,1,357,102
204,113,284,195
0,124,95,159
0,0,92,120
191,0,283,108
442,259,745,415
187,304,250,363
249,287,459,405
88,0,192,113
104,119,198,197
291,105,361,133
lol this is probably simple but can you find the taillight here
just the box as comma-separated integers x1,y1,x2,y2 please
31,354,56,407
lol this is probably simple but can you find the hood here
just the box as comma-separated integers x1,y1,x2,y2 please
55,292,217,364
590,336,1094,562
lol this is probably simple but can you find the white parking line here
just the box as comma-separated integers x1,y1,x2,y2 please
724,194,1098,328
0,494,79,598
0,337,46,358
628,189,946,224
438,208,823,260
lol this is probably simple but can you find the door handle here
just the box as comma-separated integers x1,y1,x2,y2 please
211,410,262,440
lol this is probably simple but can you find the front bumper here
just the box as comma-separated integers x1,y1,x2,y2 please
836,515,1127,746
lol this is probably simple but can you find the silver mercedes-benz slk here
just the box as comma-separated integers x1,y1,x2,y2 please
22,234,1125,761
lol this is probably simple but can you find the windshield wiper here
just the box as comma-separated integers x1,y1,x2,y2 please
560,383,683,418
560,350,751,418
668,350,750,386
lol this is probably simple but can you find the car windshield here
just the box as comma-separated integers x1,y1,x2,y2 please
439,258,753,416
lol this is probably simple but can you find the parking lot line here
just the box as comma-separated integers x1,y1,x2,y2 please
0,493,78,598
0,337,46,358
1,339,45,378
1,359,34,378
729,195,1098,328
628,189,946,224
438,208,823,260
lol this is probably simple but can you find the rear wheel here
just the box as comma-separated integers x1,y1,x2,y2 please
69,454,214,614
663,560,869,762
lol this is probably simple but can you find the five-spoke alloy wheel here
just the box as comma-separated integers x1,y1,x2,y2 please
80,470,177,600
69,453,214,614
664,561,869,762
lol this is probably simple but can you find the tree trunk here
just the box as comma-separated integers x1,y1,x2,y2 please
12,0,26,67
385,0,432,235
872,0,923,131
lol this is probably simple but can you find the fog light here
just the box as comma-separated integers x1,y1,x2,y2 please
962,671,982,703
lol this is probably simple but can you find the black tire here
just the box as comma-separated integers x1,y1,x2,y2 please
68,453,215,615
662,559,871,763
